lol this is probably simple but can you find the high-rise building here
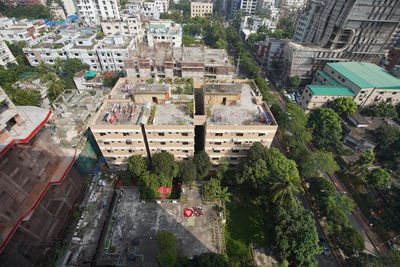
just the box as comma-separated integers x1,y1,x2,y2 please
284,0,400,81
75,0,120,27
191,1,214,17
230,0,260,16
0,87,83,265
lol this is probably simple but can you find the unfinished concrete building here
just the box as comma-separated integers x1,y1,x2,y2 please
0,88,84,266
90,78,278,168
124,43,235,80
285,0,400,81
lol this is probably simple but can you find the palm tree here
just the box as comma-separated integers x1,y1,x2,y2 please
270,176,303,207
216,186,232,204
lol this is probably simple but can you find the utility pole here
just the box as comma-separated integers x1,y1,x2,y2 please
235,56,240,77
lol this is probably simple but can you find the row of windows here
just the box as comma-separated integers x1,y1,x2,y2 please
213,132,266,137
99,132,190,136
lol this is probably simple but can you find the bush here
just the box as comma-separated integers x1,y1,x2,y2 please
156,232,177,267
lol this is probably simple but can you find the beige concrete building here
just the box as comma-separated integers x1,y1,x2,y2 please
191,2,213,17
90,78,278,168
301,62,400,111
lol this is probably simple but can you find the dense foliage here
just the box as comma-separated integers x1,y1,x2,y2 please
0,4,53,19
176,253,229,267
156,232,177,267
327,97,358,116
361,101,398,118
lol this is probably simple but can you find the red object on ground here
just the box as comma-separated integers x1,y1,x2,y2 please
184,208,193,217
156,186,172,195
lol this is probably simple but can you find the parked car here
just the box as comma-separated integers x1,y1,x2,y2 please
319,237,331,255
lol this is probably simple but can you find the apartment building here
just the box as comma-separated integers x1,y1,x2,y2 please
0,17,48,44
90,78,278,168
230,0,260,16
257,37,288,71
147,20,182,48
240,15,277,39
278,0,305,7
300,62,400,111
61,0,77,16
0,41,17,67
101,14,144,42
75,0,120,27
0,87,83,265
124,44,235,79
191,2,214,17
23,32,136,71
285,0,400,82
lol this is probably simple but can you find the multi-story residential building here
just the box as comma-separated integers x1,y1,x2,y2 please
61,0,77,16
75,0,120,27
50,2,67,20
0,41,18,67
124,44,235,79
0,17,48,44
240,15,277,39
146,20,182,48
257,37,288,71
0,87,83,265
278,0,305,7
101,14,144,42
191,1,214,17
300,62,400,111
284,0,400,82
90,78,278,168
23,32,136,71
230,0,259,16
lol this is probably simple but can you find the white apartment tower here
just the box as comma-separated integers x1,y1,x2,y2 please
76,0,120,27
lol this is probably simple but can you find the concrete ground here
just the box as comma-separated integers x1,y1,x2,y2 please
108,186,219,266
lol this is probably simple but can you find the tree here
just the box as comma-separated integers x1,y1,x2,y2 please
176,253,229,267
41,72,66,101
4,4,53,19
283,102,312,142
313,151,339,175
308,107,343,152
264,147,300,182
366,168,392,188
12,89,41,106
152,151,179,179
193,151,211,180
216,186,232,203
272,206,322,266
353,150,375,172
308,176,336,201
103,75,119,88
182,34,196,46
127,155,148,178
347,252,386,267
331,225,365,256
276,17,296,38
156,232,177,267
328,97,358,116
178,159,197,184
238,158,269,187
203,178,221,201
373,125,400,172
361,101,397,118
270,175,303,207
288,75,301,89
6,41,30,65
326,195,355,216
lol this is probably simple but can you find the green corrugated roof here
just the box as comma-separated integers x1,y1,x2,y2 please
307,85,356,96
327,62,400,89
316,70,341,86
83,70,97,78
150,24,166,29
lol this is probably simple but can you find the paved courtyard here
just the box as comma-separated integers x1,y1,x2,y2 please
104,186,221,266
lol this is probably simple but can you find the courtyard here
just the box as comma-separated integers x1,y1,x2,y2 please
99,186,223,266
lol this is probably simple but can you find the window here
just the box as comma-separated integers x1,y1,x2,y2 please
160,142,166,145
158,132,164,136
392,92,397,95
234,142,241,145
236,133,244,136
230,157,238,160
123,132,129,136
126,140,132,145
182,142,189,145
232,149,239,153
215,142,221,145
182,150,188,153
214,150,220,153
379,92,384,95
104,141,110,145
212,157,219,160
182,132,188,136
215,133,223,136
259,133,265,136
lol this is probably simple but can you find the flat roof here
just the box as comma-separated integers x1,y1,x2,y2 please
204,83,241,94
327,62,400,89
207,83,275,126
307,85,356,96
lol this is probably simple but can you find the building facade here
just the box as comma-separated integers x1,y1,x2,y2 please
146,20,182,48
75,0,120,27
124,45,235,80
191,2,214,17
0,41,18,67
300,62,400,110
101,14,144,42
230,0,259,16
0,87,83,265
90,79,278,168
286,0,400,82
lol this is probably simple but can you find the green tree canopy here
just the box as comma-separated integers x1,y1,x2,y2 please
4,4,53,19
272,206,322,266
127,155,148,178
366,168,392,188
156,232,177,267
152,151,179,179
12,89,41,106
361,101,397,118
331,225,365,256
328,97,358,116
178,159,197,184
288,75,301,89
373,125,400,172
176,253,229,267
308,107,343,152
193,151,212,180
